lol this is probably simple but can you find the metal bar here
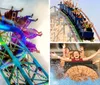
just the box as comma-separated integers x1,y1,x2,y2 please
9,66,16,81
0,37,33,85
80,9,100,41
17,68,19,85
31,68,38,81
23,66,47,79
0,70,10,85
32,79,48,81
37,81,48,85
19,39,48,79
60,9,81,42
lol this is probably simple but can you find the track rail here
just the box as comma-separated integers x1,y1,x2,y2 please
50,6,82,42
0,22,48,85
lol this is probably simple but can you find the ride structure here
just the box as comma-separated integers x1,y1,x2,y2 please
50,0,100,42
0,6,48,85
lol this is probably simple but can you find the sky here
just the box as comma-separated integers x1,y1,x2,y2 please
50,0,100,34
0,0,49,84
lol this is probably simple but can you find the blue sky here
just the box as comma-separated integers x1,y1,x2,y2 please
50,0,100,34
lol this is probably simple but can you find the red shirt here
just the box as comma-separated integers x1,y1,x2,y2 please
72,58,83,62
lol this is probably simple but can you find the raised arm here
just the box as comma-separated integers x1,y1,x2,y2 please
50,52,71,61
50,52,61,59
83,49,100,61
58,56,71,62
93,59,100,64
63,44,66,57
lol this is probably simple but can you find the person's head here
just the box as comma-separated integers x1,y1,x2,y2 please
83,18,86,22
66,48,70,53
75,8,78,10
78,13,82,17
80,46,85,58
85,21,89,25
80,46,84,51
73,50,80,59
89,23,93,28
70,52,74,59
60,1,62,4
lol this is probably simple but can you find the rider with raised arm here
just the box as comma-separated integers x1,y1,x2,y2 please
51,49,100,62
80,46,86,58
60,44,71,67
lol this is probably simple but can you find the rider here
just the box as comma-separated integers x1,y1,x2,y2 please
5,6,13,20
80,46,86,58
0,6,23,26
83,21,93,32
60,44,71,67
4,6,23,21
51,49,100,62
86,23,93,32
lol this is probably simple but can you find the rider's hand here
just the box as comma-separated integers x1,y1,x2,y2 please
35,18,38,21
50,52,57,57
57,56,61,59
97,49,100,54
36,50,40,53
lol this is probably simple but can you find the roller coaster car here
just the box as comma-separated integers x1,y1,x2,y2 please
0,7,37,28
59,3,94,41
51,59,98,73
0,7,33,61
64,61,98,72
